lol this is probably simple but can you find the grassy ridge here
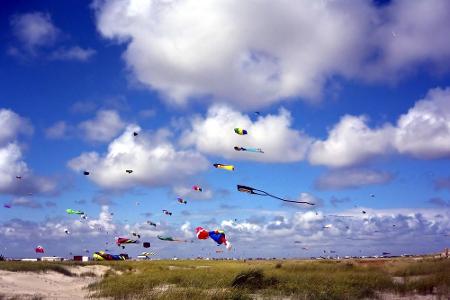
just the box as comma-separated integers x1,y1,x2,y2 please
1,258,448,299
86,258,450,299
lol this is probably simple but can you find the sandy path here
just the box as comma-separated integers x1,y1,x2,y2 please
0,265,109,299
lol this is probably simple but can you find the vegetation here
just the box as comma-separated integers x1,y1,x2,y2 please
1,258,449,299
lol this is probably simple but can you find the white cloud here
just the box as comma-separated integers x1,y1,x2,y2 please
308,86,450,167
94,0,450,109
10,12,59,52
0,109,33,145
172,185,213,201
49,46,96,62
394,87,450,159
314,169,393,190
78,109,125,143
180,105,312,162
0,109,55,196
45,121,68,139
308,115,394,168
10,197,42,209
68,125,209,189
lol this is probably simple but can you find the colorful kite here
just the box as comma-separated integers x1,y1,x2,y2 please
213,163,235,171
237,185,316,205
234,128,248,135
147,221,157,227
177,198,187,204
35,245,44,253
116,237,139,248
66,208,85,215
93,251,126,261
234,146,264,153
192,185,202,192
157,235,189,242
196,227,232,250
162,210,172,216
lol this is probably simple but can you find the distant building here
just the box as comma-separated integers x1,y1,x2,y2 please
41,257,63,262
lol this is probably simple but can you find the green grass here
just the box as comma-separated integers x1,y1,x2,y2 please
1,258,449,299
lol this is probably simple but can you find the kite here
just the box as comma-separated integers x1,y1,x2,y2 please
192,185,202,192
157,235,189,242
294,241,302,244
64,229,70,235
196,227,232,250
302,247,309,250
234,128,248,135
83,171,90,176
382,252,391,256
143,242,151,248
177,198,187,204
93,251,126,261
126,170,133,174
162,210,172,216
237,185,316,205
213,163,235,171
132,232,141,239
147,221,157,227
234,146,264,153
35,245,44,253
66,208,85,215
16,176,22,179
133,132,138,136
3,204,11,208
362,211,367,214
323,224,332,229
116,237,139,248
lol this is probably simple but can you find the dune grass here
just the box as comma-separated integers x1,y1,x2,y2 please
86,258,450,299
1,258,448,299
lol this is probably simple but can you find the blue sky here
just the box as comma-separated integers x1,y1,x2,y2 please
1,0,450,259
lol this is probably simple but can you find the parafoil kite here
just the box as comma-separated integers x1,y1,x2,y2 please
162,210,172,216
143,242,151,248
83,171,90,176
126,169,133,174
213,163,235,171
66,208,85,215
93,251,126,261
147,221,157,227
35,245,44,253
192,185,202,192
196,227,232,250
236,185,316,205
234,146,264,153
177,198,187,204
116,237,139,248
16,176,22,179
157,235,189,242
234,128,248,135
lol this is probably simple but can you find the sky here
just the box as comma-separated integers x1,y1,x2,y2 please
0,0,449,259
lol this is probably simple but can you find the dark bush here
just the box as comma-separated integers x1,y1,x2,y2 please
231,269,278,290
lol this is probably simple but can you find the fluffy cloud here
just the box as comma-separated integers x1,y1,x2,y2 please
94,0,450,108
180,105,312,162
10,12,59,52
394,87,450,158
0,109,55,196
308,86,450,167
9,12,95,61
0,109,33,144
314,169,393,190
49,46,96,62
308,115,394,168
68,125,209,189
45,121,69,139
78,109,125,142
